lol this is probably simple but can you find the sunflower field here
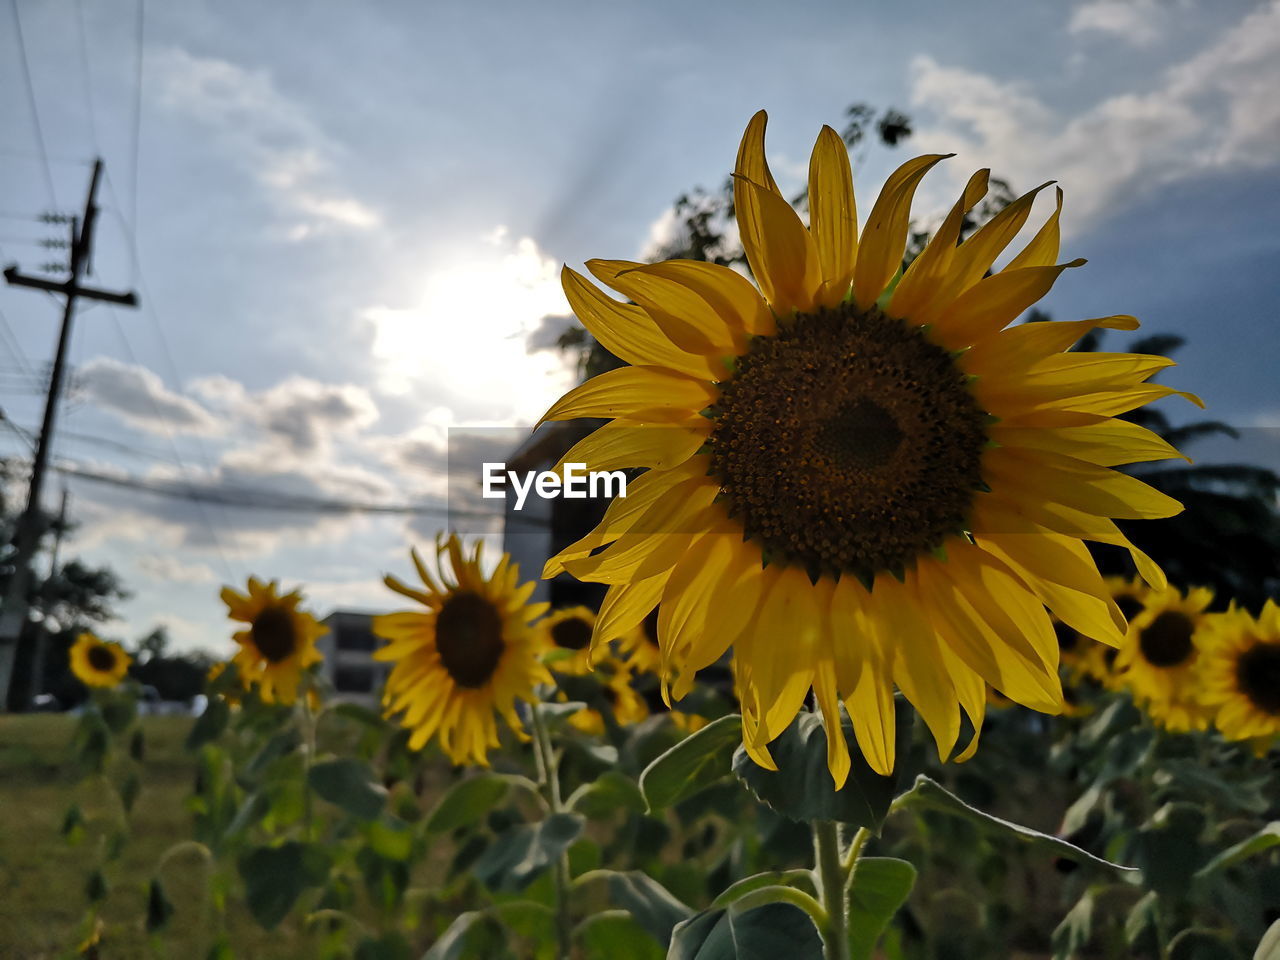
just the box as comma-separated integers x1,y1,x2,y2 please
8,111,1280,960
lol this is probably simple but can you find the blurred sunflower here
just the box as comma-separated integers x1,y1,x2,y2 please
69,632,132,688
1199,601,1280,743
537,605,599,675
1116,585,1214,732
1074,577,1151,688
561,658,649,736
374,535,550,766
221,577,326,706
617,609,662,676
205,660,241,705
540,110,1195,783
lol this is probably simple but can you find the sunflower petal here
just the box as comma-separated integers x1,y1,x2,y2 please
808,125,858,307
539,365,716,426
732,174,822,315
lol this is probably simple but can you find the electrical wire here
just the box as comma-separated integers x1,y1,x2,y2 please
7,0,58,208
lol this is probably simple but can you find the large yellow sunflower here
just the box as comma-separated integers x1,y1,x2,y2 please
1114,585,1214,732
539,111,1196,784
1199,601,1280,743
69,632,132,688
221,577,326,705
373,535,550,767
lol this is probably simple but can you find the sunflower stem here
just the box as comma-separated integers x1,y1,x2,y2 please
813,820,852,960
531,702,572,960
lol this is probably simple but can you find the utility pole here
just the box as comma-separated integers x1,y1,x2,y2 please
0,158,138,710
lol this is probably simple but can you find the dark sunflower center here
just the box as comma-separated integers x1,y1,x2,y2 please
1236,642,1280,715
642,610,659,648
1138,611,1195,668
1054,621,1079,653
87,645,117,672
550,616,593,651
1115,593,1143,622
251,606,299,663
436,591,505,689
709,302,989,580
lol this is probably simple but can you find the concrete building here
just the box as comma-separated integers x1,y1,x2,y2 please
317,610,389,708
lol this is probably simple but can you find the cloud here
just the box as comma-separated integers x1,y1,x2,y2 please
77,357,221,435
360,228,576,423
136,553,216,584
1068,0,1163,46
908,1,1280,234
151,47,380,234
192,374,378,459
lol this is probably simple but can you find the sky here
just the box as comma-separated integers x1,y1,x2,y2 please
1,0,1278,656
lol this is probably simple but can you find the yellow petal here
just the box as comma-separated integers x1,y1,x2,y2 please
620,259,774,338
889,168,989,321
844,645,896,776
851,154,950,310
733,174,822,315
589,259,741,356
986,447,1183,520
930,259,1086,350
813,659,852,788
807,125,858,307
1004,186,1063,271
561,266,717,379
539,365,716,425
733,110,786,310
552,419,709,476
960,314,1139,378
991,421,1186,468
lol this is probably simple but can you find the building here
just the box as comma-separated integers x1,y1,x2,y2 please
317,610,389,708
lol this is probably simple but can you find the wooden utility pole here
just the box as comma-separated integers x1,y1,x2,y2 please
0,158,138,710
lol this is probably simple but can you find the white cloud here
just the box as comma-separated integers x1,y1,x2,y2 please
361,228,576,424
77,357,221,435
1069,0,1164,46
136,554,216,584
908,0,1280,235
151,48,381,235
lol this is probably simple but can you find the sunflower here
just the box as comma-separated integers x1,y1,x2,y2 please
1115,585,1214,732
69,632,132,688
560,657,650,736
221,577,326,706
1199,601,1280,743
538,605,602,675
538,111,1198,784
373,535,550,767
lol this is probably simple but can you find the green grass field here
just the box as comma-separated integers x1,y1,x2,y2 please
0,713,298,959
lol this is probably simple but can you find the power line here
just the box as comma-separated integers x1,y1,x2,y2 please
7,0,58,207
0,305,38,381
128,0,145,249
72,0,101,154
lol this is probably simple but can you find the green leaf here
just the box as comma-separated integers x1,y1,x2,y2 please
1050,890,1094,960
576,912,665,960
1256,918,1280,960
237,841,332,929
186,698,230,751
600,870,694,946
491,900,557,945
1134,802,1207,899
102,696,137,734
1125,891,1160,954
1196,822,1280,878
333,702,385,728
1167,928,1237,960
711,870,813,909
569,771,645,818
640,714,742,812
899,776,1137,872
307,759,387,820
85,868,108,903
146,877,175,933
119,771,141,815
242,728,301,782
205,935,233,960
669,903,824,960
472,812,584,892
847,857,917,960
366,817,415,862
422,911,510,960
732,703,913,829
354,931,413,960
426,772,510,834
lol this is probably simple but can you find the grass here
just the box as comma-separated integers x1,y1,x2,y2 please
0,713,299,959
